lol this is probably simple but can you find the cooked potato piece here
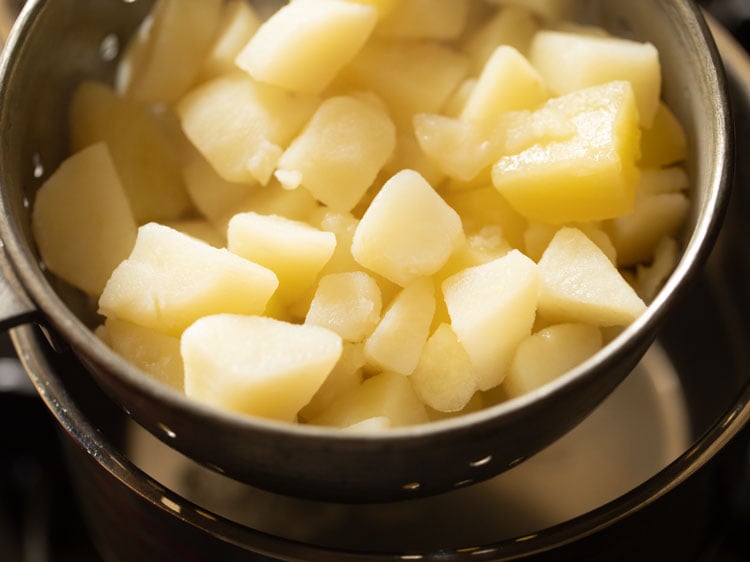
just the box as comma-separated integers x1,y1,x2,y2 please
99,223,278,336
503,323,603,398
199,1,261,81
376,0,470,40
639,102,688,168
235,0,378,94
443,249,539,390
182,314,342,422
487,0,572,20
636,237,679,302
352,170,465,286
32,143,137,297
537,227,647,326
275,94,396,211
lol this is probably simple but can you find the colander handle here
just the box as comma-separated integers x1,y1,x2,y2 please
0,248,37,331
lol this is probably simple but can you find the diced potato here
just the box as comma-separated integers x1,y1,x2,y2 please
70,81,191,223
487,0,573,21
227,212,336,304
161,218,226,248
222,180,320,228
31,143,137,296
503,323,603,398
182,314,342,422
461,5,539,75
177,73,318,184
343,416,392,432
117,0,223,103
443,249,539,390
310,372,429,428
381,133,446,189
460,46,549,124
524,222,616,264
235,0,378,94
529,30,661,127
436,226,512,284
426,392,484,422
346,0,398,18
199,1,261,81
341,39,469,129
411,323,478,412
103,318,184,392
636,237,679,302
364,277,436,375
537,227,646,326
306,272,382,342
352,170,465,286
492,81,641,224
275,95,396,211
299,342,367,421
376,0,470,40
99,223,278,336
639,102,688,168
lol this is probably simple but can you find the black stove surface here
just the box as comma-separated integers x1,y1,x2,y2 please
1,2,750,561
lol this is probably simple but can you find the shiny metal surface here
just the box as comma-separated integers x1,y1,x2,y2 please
0,0,735,502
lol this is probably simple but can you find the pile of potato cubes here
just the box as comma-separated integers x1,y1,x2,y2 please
31,0,690,429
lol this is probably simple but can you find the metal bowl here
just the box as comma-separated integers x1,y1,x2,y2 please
0,0,733,502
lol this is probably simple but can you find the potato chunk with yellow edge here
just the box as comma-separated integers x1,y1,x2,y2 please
503,323,603,398
443,249,539,390
235,0,378,94
492,80,641,224
352,170,465,286
31,143,137,297
310,372,429,428
199,1,260,81
376,0,470,40
99,223,278,337
182,314,342,422
537,227,646,326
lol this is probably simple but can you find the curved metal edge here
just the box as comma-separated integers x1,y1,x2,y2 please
0,245,37,330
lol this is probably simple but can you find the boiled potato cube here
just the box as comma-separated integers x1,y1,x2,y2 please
299,342,367,421
364,277,436,375
311,372,429,428
70,81,191,223
102,318,184,392
275,95,396,211
537,227,646,326
235,0,378,94
346,0,398,18
177,73,318,184
411,323,478,412
492,81,641,223
503,323,603,398
199,1,261,81
524,222,616,264
639,102,688,168
117,0,223,103
161,218,226,248
305,272,382,342
636,237,678,302
460,46,549,124
487,0,572,21
227,212,337,304
31,143,137,296
376,0,470,40
529,30,661,127
352,170,465,286
99,223,278,336
443,249,539,390
182,314,342,422
380,133,446,197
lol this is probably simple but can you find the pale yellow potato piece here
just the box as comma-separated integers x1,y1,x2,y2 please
376,0,470,40
380,134,446,199
343,416,392,432
364,277,436,375
341,39,469,129
524,222,616,264
443,249,539,390
182,314,342,422
503,323,603,398
639,102,688,168
199,1,261,81
487,0,573,21
103,318,184,392
221,180,320,228
537,227,647,326
99,223,278,336
161,218,226,248
460,46,549,124
177,73,318,184
311,372,429,428
299,342,367,421
636,237,679,302
352,170,465,286
117,0,223,103
411,323,478,412
32,143,137,297
492,81,641,224
235,0,378,94
227,212,336,304
306,272,382,342
275,95,396,211
529,30,661,127
70,81,191,223
346,0,398,18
